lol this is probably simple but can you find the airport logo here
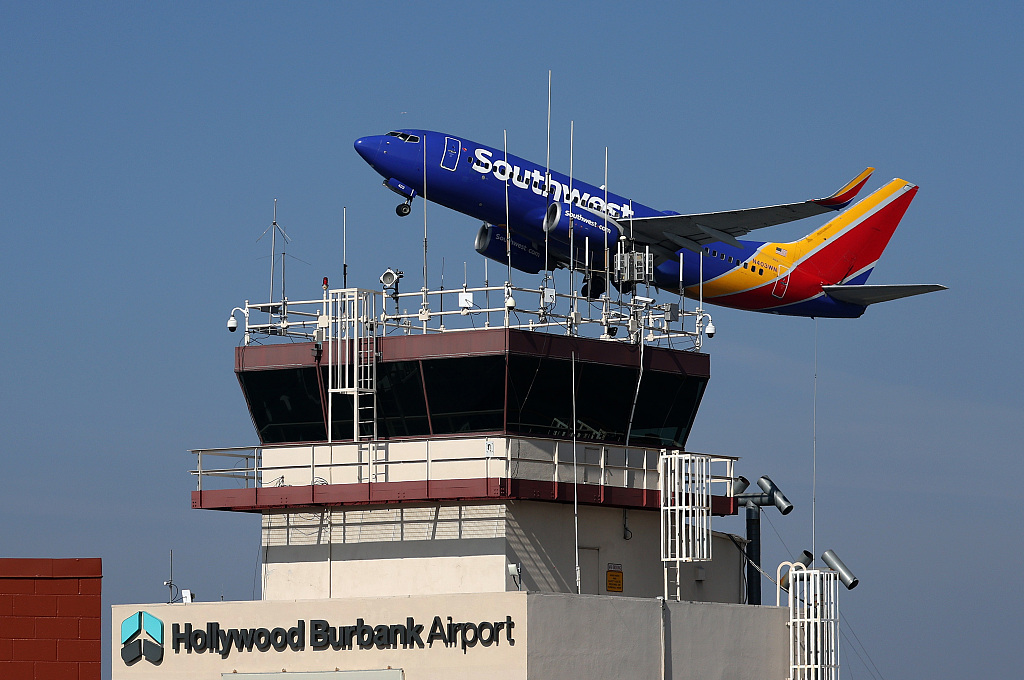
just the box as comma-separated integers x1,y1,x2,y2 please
121,611,164,665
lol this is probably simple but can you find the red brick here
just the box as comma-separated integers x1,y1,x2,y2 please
33,660,78,677
0,616,35,637
78,617,101,640
0,593,13,615
34,616,79,639
12,638,56,661
57,638,101,663
12,594,57,617
77,578,102,595
0,637,12,661
0,579,36,594
3,660,34,680
79,660,102,680
34,578,80,595
50,559,101,579
55,594,100,618
0,559,54,579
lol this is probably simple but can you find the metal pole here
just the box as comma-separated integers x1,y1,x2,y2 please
746,500,761,605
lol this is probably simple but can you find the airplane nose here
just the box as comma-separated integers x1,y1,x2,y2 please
353,136,381,166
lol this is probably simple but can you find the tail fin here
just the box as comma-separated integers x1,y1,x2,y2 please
780,179,918,285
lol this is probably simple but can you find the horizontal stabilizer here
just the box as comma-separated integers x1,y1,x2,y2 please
823,284,947,306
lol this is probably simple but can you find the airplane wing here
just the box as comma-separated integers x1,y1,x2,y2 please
620,168,875,256
822,284,947,306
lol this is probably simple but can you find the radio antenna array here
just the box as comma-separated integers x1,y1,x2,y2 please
257,199,291,322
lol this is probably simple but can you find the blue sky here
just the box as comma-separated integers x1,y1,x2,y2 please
2,3,1021,677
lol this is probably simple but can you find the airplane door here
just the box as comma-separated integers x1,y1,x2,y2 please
772,266,790,298
440,137,461,171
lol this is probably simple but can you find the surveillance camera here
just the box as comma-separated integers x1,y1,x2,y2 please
705,321,715,338
634,295,654,305
227,315,238,332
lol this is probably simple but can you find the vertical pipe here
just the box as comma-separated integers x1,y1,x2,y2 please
746,500,761,605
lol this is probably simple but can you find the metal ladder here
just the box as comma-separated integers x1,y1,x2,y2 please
326,289,378,442
660,451,713,601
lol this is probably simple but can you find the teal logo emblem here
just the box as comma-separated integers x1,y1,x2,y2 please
121,611,163,665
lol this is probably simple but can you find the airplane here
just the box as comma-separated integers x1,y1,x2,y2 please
353,129,945,318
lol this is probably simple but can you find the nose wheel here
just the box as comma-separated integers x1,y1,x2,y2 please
396,200,412,217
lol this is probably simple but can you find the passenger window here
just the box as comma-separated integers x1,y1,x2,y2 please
759,268,764,275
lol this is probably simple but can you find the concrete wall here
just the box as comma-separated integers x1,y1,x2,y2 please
507,501,744,602
112,593,527,680
665,600,789,680
111,593,788,680
260,501,745,603
262,503,510,599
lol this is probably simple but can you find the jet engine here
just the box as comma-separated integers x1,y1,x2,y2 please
474,225,547,274
542,201,620,261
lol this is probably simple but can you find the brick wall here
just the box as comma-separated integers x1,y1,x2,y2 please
0,558,102,680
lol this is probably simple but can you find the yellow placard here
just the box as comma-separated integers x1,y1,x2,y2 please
606,570,623,592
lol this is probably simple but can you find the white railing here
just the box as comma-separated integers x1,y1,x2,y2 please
228,282,712,350
191,437,735,501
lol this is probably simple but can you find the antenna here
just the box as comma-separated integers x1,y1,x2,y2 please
422,136,429,319
257,199,290,321
503,129,512,284
163,549,176,604
544,70,552,288
343,206,348,288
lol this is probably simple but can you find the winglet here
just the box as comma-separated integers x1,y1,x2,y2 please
813,167,875,210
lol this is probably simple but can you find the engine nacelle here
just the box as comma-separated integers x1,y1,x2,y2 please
475,224,546,274
542,201,621,255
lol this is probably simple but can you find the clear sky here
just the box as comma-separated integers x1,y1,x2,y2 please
2,3,1021,677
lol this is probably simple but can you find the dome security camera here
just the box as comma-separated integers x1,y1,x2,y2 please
227,315,238,332
705,321,715,338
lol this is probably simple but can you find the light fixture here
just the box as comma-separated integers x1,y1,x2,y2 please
756,475,793,515
731,475,750,495
380,268,403,288
780,550,814,590
821,549,859,590
507,562,522,591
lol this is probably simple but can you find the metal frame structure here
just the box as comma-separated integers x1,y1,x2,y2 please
781,565,841,680
659,452,732,600
229,280,713,351
323,289,379,442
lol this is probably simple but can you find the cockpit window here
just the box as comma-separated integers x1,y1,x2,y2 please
386,131,420,143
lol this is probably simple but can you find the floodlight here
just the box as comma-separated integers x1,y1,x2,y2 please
757,475,793,515
821,549,859,590
380,268,402,288
780,550,814,590
507,562,522,591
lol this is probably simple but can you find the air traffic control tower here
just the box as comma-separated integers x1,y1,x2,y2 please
113,281,843,680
